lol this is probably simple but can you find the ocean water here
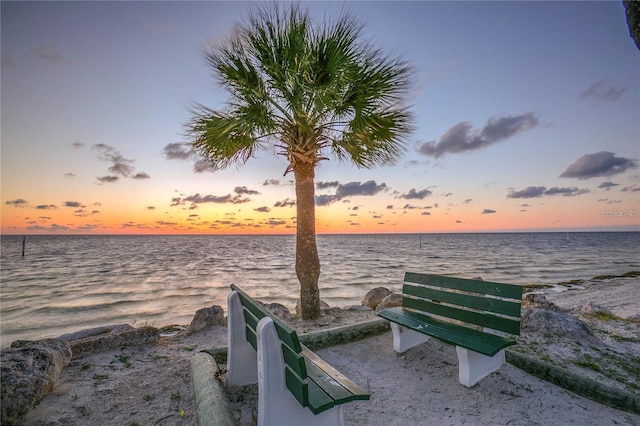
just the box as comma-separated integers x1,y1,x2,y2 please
1,232,638,346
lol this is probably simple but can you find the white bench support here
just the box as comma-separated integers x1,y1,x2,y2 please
390,322,431,353
456,347,506,387
257,317,344,426
390,322,505,388
227,290,258,386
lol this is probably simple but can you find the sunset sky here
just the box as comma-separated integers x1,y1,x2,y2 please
2,1,639,235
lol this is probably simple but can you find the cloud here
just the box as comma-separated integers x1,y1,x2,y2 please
560,151,637,179
72,142,84,149
421,211,431,216
263,179,281,186
508,186,546,199
463,199,473,205
193,158,215,173
2,56,16,68
91,144,150,182
315,194,339,206
481,209,496,214
27,224,70,232
162,142,217,173
416,113,539,158
598,182,619,190
163,142,193,160
508,186,589,198
5,199,29,207
336,181,387,198
254,206,270,213
63,201,84,208
274,198,295,207
317,181,340,190
315,181,387,206
64,172,76,178
171,187,253,207
544,187,590,196
579,79,625,102
31,44,72,64
36,204,57,210
399,188,432,200
97,176,119,183
235,186,260,195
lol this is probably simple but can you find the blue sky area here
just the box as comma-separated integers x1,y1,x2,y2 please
2,1,639,234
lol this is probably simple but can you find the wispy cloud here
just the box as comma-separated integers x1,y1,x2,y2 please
162,142,216,173
235,186,260,195
481,209,496,214
97,176,119,184
30,44,72,64
92,143,150,182
579,79,625,102
316,181,340,190
171,186,257,208
162,142,192,160
416,113,539,158
507,186,589,198
5,199,28,207
63,201,84,208
399,188,432,200
560,151,637,179
316,181,388,206
598,181,619,190
274,198,295,207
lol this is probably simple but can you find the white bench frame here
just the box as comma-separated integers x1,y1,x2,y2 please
227,290,345,426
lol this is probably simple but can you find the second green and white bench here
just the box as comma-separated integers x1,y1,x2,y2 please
378,272,522,387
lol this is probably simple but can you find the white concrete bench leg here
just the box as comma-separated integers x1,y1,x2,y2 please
455,346,505,387
257,317,344,426
227,290,258,387
390,322,431,353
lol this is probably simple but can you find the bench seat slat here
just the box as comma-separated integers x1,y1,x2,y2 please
378,307,517,356
304,378,337,414
301,346,370,400
404,272,522,300
300,346,369,410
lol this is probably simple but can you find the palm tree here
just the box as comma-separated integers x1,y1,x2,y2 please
188,4,413,319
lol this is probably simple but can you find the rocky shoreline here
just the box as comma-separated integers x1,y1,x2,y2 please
1,275,639,425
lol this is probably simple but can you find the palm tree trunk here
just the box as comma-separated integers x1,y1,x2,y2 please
293,161,321,320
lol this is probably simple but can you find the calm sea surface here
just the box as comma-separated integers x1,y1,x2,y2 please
1,232,638,346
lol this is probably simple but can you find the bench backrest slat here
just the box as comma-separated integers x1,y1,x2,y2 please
403,283,521,318
403,294,521,335
402,273,522,336
230,284,310,406
285,366,309,407
405,272,522,301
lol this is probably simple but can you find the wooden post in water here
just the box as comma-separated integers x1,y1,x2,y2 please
22,236,26,257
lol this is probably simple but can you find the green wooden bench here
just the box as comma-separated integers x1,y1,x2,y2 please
227,284,370,426
378,272,522,387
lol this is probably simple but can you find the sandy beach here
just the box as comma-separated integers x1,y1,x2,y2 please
17,276,640,425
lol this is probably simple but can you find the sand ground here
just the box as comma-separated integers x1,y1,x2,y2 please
22,277,640,425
